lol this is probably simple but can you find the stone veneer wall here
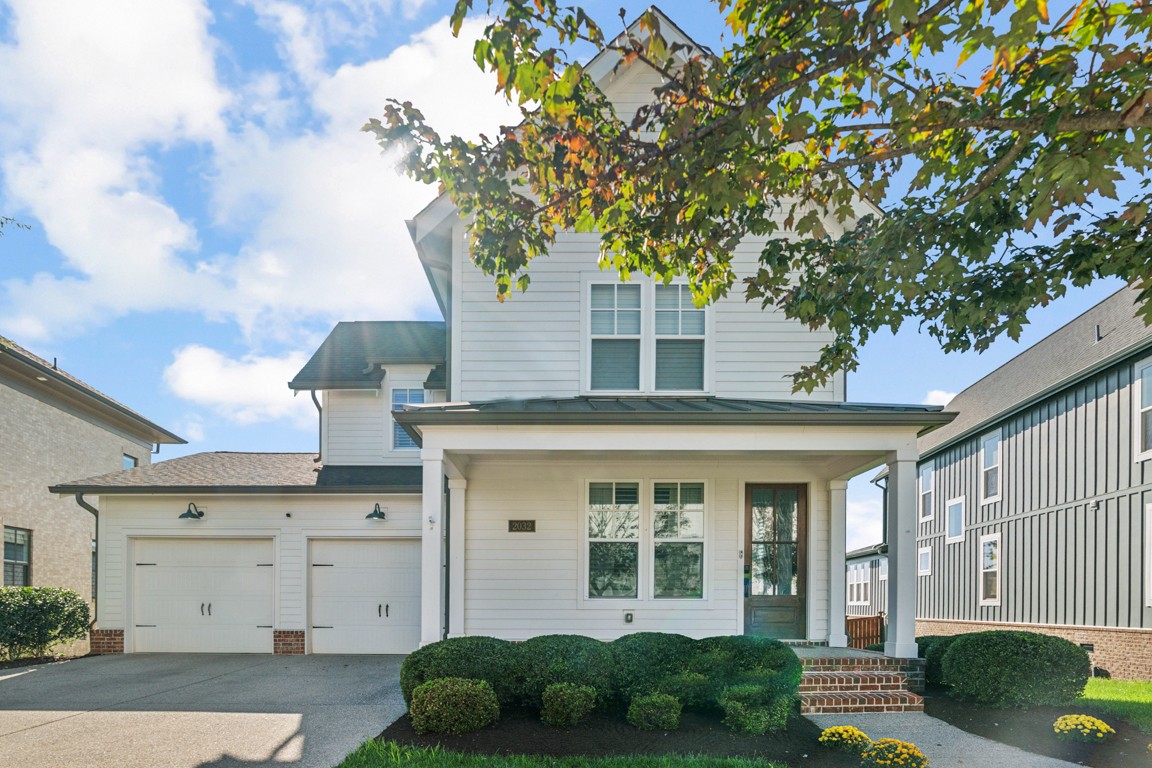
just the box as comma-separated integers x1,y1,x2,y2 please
916,619,1152,680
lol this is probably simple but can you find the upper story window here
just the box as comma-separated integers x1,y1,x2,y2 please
122,454,138,470
392,388,425,450
1136,358,1152,461
919,464,933,522
979,533,1001,606
587,281,708,393
4,527,31,586
946,497,965,542
980,431,1001,503
878,557,888,581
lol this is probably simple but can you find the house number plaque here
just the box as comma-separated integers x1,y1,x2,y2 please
508,520,536,533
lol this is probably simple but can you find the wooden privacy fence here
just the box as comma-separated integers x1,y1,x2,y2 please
846,614,885,649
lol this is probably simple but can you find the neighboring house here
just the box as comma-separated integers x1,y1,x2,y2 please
0,335,181,651
912,285,1152,679
52,8,951,659
845,543,887,618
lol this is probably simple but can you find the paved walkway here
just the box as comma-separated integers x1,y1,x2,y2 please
0,654,406,768
807,713,1081,768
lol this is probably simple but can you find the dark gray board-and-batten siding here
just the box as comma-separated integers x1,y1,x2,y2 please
918,355,1152,630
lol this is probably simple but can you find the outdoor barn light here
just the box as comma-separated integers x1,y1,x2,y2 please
365,503,387,521
179,503,205,519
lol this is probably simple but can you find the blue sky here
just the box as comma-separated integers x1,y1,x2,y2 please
0,0,1127,549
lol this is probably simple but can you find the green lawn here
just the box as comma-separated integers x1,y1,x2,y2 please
337,742,787,768
1078,678,1152,733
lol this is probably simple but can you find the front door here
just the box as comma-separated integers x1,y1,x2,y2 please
744,484,807,639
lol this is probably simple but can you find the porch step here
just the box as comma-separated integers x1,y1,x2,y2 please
799,690,924,714
799,670,909,693
800,654,916,672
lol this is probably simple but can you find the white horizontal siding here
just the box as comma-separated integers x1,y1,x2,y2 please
323,365,434,465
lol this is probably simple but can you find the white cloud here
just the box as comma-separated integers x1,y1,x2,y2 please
921,389,957,406
164,345,315,427
846,496,884,552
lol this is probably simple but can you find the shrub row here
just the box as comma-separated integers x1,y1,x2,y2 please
916,630,1090,707
0,587,89,660
402,632,802,734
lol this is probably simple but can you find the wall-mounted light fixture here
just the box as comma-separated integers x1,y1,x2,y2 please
178,502,205,520
365,503,387,521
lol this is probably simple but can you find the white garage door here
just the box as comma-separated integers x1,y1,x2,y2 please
132,538,275,653
309,539,420,654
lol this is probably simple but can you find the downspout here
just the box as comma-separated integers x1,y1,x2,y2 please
310,390,323,463
74,494,99,630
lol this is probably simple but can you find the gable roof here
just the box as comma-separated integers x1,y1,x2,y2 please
0,335,184,445
49,452,422,495
288,321,446,391
921,285,1152,457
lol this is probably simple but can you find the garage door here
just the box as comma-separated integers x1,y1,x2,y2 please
309,539,420,654
132,538,275,653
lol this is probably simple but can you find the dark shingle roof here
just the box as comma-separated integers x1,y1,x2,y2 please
0,335,183,444
49,452,422,495
920,285,1152,456
289,321,446,391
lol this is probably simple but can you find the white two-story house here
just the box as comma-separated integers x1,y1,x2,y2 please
52,9,950,661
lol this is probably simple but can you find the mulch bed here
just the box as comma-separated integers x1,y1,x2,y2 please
925,689,1152,767
381,706,857,767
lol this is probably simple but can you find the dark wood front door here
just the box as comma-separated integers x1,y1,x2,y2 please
744,484,807,639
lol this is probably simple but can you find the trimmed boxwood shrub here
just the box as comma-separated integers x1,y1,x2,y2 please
919,635,963,686
689,635,801,723
718,682,792,734
518,634,614,707
400,636,520,705
541,682,597,727
610,633,697,702
0,587,89,660
409,677,499,734
941,630,1090,706
627,692,681,731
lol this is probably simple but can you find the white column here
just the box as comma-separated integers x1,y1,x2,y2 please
885,457,919,658
828,480,849,648
447,477,467,638
420,449,446,646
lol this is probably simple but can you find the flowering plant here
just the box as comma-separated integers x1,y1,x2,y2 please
817,725,871,753
860,738,930,768
1053,714,1115,743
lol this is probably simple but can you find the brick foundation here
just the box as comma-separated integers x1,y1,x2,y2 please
273,630,306,655
89,629,124,654
916,619,1152,680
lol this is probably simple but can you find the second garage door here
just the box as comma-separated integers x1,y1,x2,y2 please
309,538,421,654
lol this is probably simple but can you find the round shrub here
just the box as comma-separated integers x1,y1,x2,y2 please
818,725,872,754
0,587,90,660
860,738,928,768
919,634,963,686
409,677,499,735
400,636,520,705
1053,714,1115,743
627,692,681,731
541,682,597,727
611,633,697,701
718,682,793,734
941,631,1090,706
518,634,613,707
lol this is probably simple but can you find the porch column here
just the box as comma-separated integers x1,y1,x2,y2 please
421,449,446,646
828,480,849,648
884,457,919,658
447,477,467,638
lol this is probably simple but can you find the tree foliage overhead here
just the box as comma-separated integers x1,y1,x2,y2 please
365,0,1152,390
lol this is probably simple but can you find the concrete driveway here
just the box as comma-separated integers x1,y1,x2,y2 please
0,654,406,768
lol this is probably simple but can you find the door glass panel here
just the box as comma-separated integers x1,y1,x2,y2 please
749,489,799,597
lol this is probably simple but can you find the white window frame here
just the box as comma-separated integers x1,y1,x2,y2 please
917,546,932,576
918,463,934,522
1134,357,1152,463
3,526,32,587
979,532,1001,607
391,387,445,450
582,479,709,605
847,562,871,606
945,496,965,543
581,279,712,395
878,557,888,581
980,431,1002,504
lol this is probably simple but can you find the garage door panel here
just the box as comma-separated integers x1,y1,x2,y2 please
309,539,420,654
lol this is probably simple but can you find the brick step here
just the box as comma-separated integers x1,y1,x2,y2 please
800,655,915,672
799,690,924,715
800,671,909,693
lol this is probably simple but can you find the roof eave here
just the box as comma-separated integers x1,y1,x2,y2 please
49,484,422,496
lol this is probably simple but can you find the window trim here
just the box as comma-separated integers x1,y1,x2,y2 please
979,532,1002,607
917,546,932,576
847,562,871,606
945,496,966,543
980,431,1002,504
1134,357,1152,463
650,480,706,600
878,557,888,581
391,387,426,450
918,463,934,523
581,278,712,396
122,454,139,470
3,526,32,587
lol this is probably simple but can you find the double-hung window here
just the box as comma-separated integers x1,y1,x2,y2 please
653,482,704,598
587,482,640,598
919,464,933,522
1136,358,1152,461
917,546,932,576
654,285,705,391
590,284,642,391
981,431,1001,503
3,527,31,586
979,533,1001,606
946,497,965,542
847,563,870,605
392,388,425,450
